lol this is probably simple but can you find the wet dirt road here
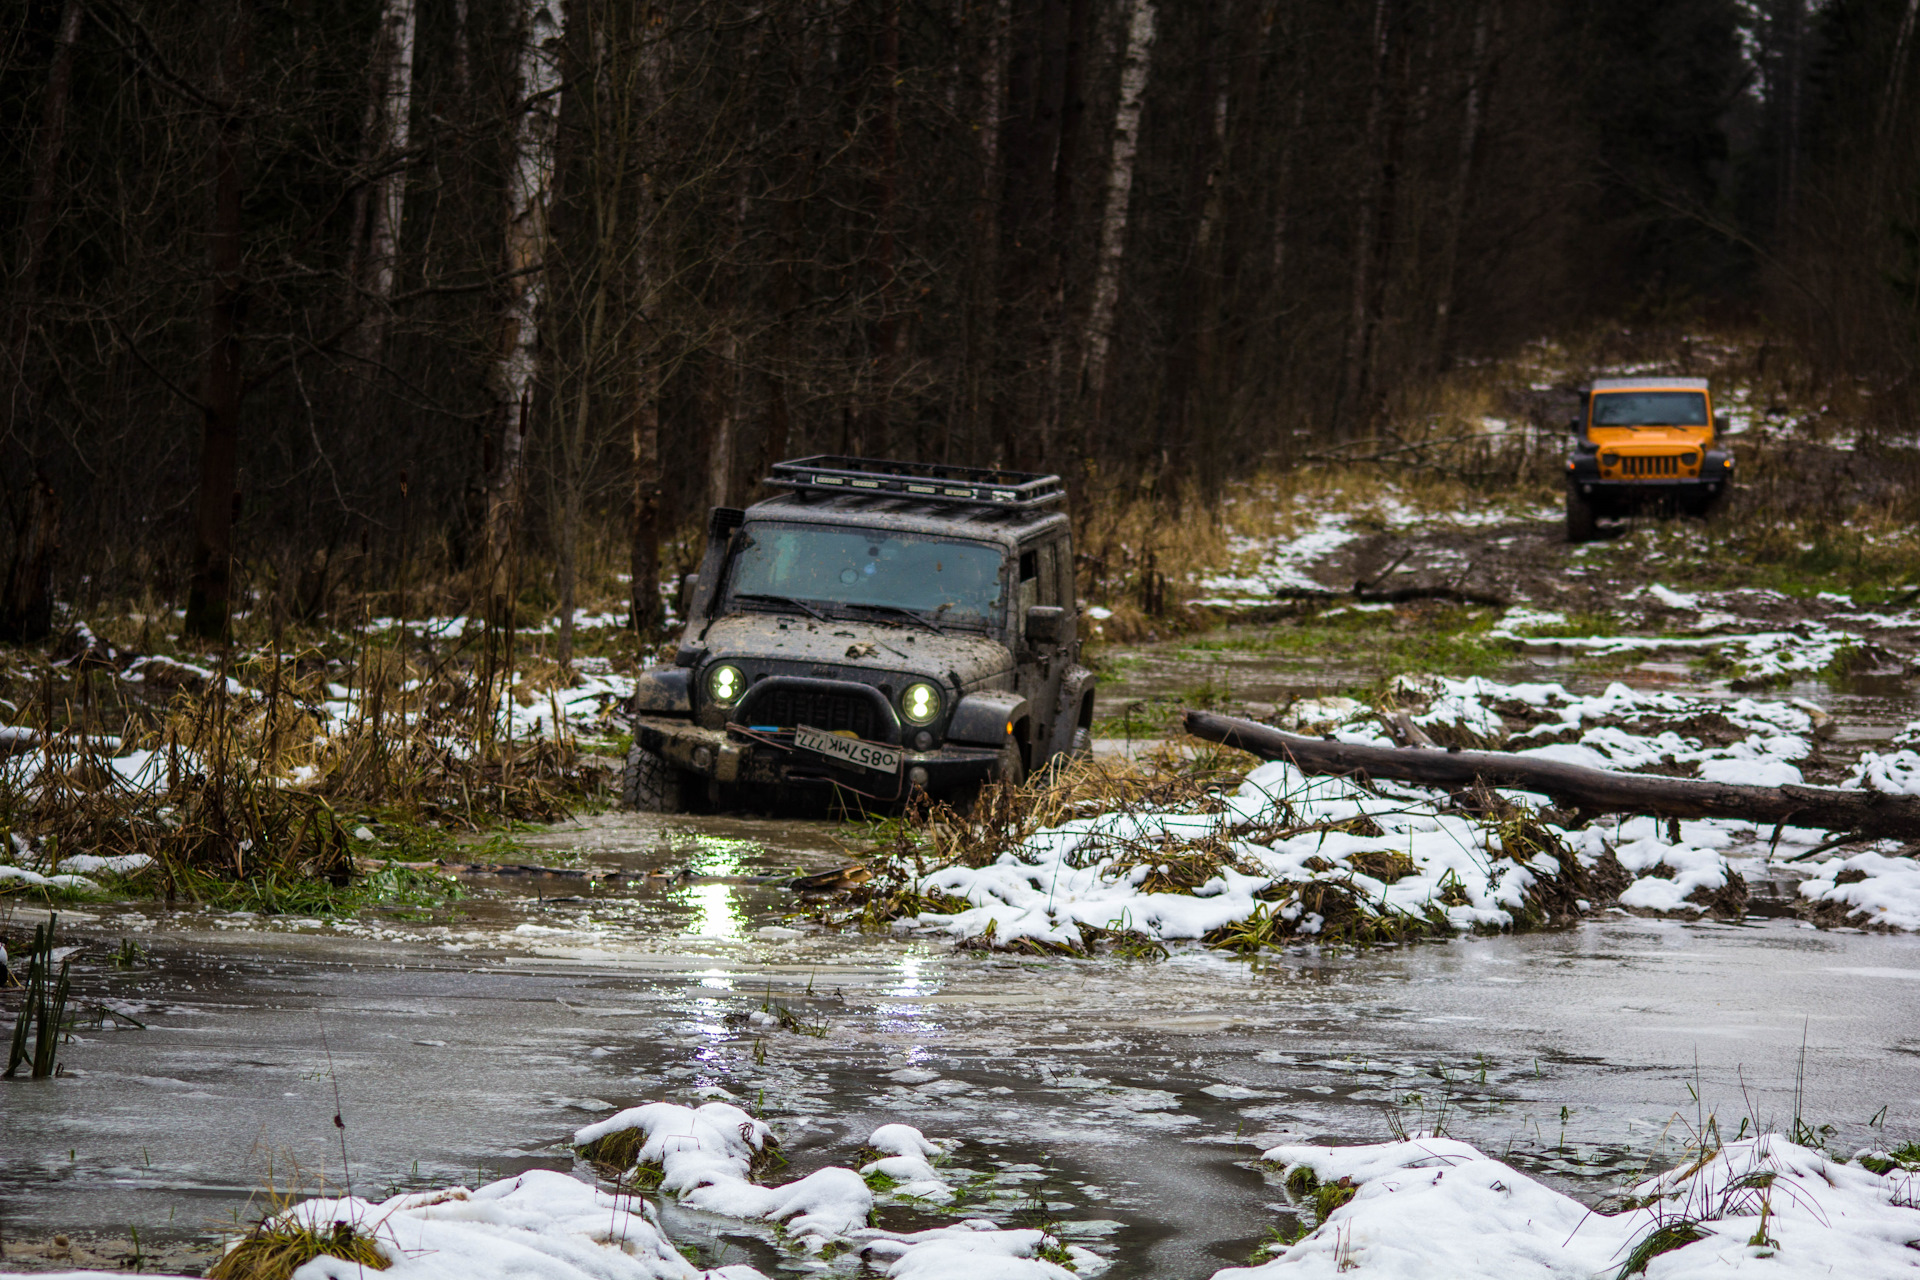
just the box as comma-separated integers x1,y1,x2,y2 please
6,806,1920,1278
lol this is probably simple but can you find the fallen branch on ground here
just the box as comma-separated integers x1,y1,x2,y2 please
1183,710,1920,839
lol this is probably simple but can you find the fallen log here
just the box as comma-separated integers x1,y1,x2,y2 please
1184,709,1920,840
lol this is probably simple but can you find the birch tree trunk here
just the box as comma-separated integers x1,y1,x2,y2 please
1431,0,1494,370
483,0,564,617
1041,0,1090,470
346,0,417,366
1873,0,1919,206
1075,0,1155,461
184,1,252,642
708,328,738,507
1185,0,1233,491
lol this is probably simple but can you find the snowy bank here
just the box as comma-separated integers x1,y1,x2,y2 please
872,673,1920,949
48,1114,1098,1280
574,1104,1102,1274
1215,1133,1920,1279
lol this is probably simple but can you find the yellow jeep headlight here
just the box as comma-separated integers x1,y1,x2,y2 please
901,682,941,724
707,663,745,707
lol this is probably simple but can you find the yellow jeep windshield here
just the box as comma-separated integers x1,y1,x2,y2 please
1591,391,1708,427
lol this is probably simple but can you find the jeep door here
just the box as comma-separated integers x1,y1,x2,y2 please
1011,536,1073,768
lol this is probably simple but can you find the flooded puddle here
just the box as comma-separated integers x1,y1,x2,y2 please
6,805,1920,1277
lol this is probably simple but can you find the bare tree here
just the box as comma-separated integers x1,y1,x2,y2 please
0,0,82,642
1076,0,1155,460
483,0,565,616
626,3,669,635
1338,0,1396,431
1431,0,1496,369
961,0,1011,465
1,0,82,453
345,0,419,370
184,0,252,641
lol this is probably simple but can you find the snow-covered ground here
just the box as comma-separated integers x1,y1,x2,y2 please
1217,1133,1920,1279
36,1118,1920,1280
46,1113,1103,1280
895,674,1920,948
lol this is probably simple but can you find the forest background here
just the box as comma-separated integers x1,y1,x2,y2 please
0,0,1916,651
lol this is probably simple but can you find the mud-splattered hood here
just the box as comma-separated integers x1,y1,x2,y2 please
698,613,1013,691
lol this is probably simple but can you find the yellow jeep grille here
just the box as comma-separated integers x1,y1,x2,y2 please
1611,453,1683,477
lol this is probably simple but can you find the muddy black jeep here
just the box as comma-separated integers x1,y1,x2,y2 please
623,457,1095,812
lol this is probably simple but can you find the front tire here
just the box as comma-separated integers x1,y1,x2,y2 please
623,744,684,812
997,742,1026,786
1683,487,1725,519
1565,488,1598,543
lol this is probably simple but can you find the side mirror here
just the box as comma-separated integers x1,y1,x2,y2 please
1025,606,1065,646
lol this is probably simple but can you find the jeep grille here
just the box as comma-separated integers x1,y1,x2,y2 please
1620,454,1679,477
737,677,896,742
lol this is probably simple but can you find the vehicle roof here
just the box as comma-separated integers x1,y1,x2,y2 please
1588,377,1710,392
743,491,1068,546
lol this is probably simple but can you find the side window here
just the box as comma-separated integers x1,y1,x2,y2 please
1016,547,1039,622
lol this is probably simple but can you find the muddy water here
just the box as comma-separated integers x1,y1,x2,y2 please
6,805,1920,1278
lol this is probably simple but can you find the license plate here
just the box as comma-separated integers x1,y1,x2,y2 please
792,725,901,775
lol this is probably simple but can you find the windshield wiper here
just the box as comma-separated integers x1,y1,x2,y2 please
734,592,830,622
842,602,946,634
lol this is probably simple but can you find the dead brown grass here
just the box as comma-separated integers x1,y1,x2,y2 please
207,1218,388,1280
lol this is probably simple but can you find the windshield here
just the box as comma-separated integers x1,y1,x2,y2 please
725,522,1005,627
1591,391,1708,427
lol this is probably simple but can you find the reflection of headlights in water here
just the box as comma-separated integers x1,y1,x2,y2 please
876,1007,939,1036
891,953,927,997
687,835,751,877
689,990,732,1043
875,954,940,1033
683,884,742,940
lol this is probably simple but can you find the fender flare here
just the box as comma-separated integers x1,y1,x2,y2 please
947,690,1029,747
1046,665,1097,759
629,666,693,716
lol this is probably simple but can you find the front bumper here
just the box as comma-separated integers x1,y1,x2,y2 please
631,714,1004,802
1567,449,1732,498
1570,477,1727,498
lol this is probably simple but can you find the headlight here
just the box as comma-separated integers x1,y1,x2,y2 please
707,663,744,707
1599,452,1616,466
1681,451,1699,465
900,682,941,724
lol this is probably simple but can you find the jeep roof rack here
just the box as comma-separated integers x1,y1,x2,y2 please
1589,376,1710,391
766,455,1065,510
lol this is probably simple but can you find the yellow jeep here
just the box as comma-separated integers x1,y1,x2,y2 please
1564,377,1733,542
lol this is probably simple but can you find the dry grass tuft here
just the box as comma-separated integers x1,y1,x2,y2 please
0,616,613,910
207,1218,389,1280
